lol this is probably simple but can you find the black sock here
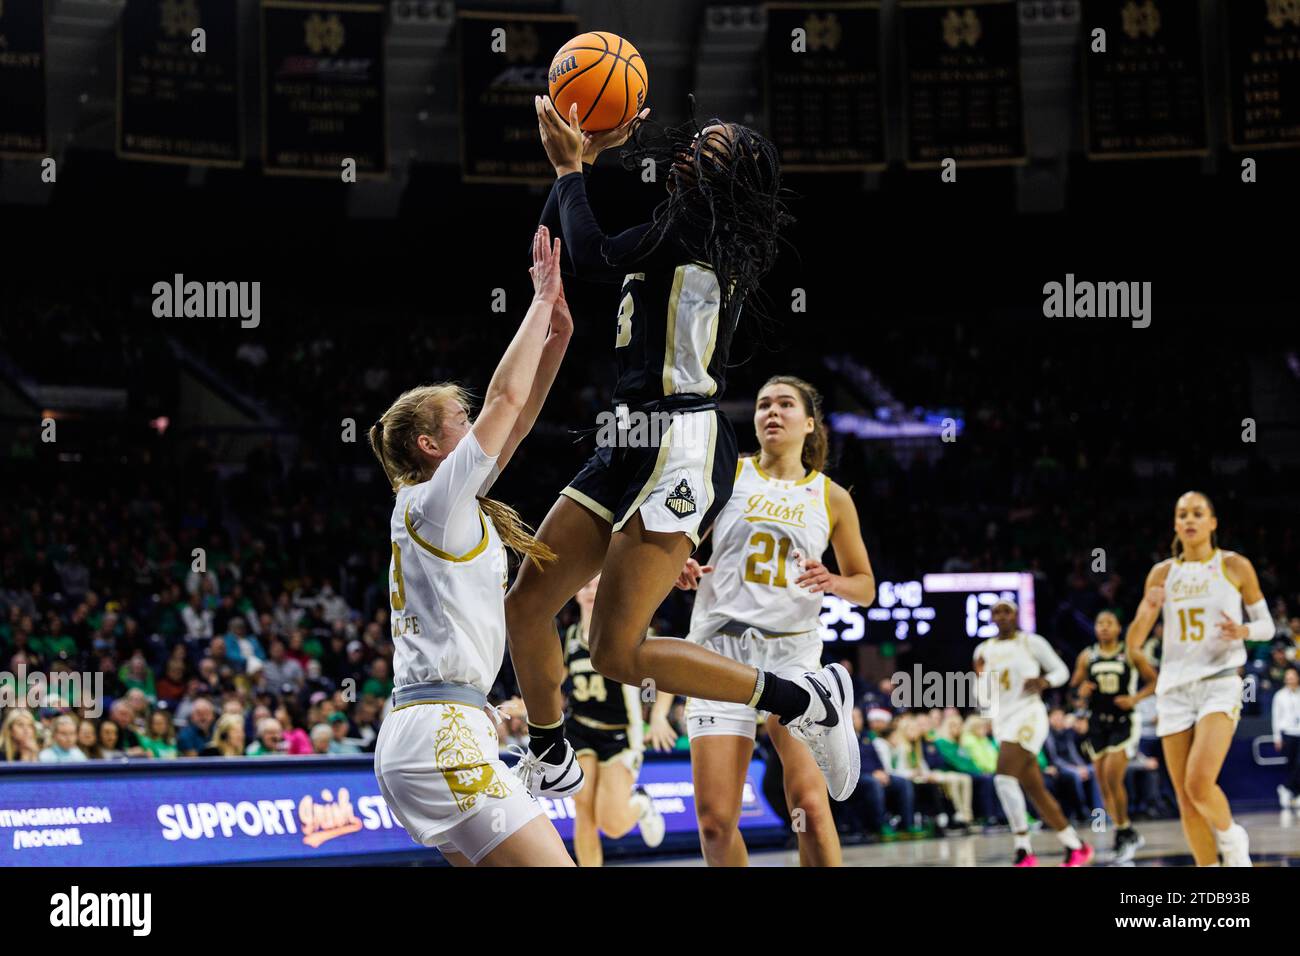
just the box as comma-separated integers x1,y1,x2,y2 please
527,721,565,761
757,673,811,725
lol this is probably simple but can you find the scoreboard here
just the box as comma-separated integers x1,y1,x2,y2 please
819,571,1036,644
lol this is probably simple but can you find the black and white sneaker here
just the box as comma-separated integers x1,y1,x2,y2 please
785,663,860,802
511,739,585,798
1113,827,1144,863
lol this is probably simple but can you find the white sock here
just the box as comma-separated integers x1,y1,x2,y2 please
1214,822,1238,846
629,790,651,819
995,774,1029,832
1014,833,1032,853
1056,826,1082,851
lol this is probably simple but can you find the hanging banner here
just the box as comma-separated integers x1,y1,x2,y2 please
1225,0,1300,150
900,0,1026,168
118,0,243,166
764,2,886,171
0,0,47,158
1082,0,1208,158
262,1,388,176
458,11,581,184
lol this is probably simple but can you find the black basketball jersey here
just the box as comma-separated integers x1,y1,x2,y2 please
564,623,637,727
1086,644,1137,723
541,170,738,406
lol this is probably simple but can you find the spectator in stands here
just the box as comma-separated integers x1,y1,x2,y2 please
118,650,156,701
1274,666,1300,809
960,716,999,775
38,715,87,763
247,717,284,756
108,699,148,756
274,701,313,754
1044,706,1103,821
328,713,361,754
310,722,333,755
177,697,216,756
181,591,214,642
1265,641,1296,691
1,709,43,762
77,718,104,759
155,658,188,706
98,720,124,759
932,712,997,823
140,708,179,760
226,617,266,672
846,707,916,839
206,713,246,757
886,714,950,831
362,657,393,700
262,638,304,692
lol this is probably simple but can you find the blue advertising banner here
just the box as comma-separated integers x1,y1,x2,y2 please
0,755,780,866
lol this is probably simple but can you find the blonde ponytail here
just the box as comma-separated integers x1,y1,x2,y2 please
371,383,556,570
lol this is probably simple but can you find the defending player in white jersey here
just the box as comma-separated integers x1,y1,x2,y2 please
1125,491,1269,867
974,600,1094,866
367,227,575,867
652,376,876,866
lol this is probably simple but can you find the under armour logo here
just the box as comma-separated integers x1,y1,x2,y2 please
694,715,716,725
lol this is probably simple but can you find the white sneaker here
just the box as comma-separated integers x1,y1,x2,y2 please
1279,785,1295,810
784,663,860,802
1217,823,1251,868
511,739,585,798
631,785,665,848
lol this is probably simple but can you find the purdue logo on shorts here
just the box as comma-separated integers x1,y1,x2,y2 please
664,477,697,518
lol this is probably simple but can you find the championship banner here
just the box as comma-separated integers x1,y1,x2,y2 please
0,0,47,158
262,1,387,177
1225,0,1300,150
458,11,580,184
764,2,886,171
899,0,1026,168
1082,0,1208,159
118,0,243,166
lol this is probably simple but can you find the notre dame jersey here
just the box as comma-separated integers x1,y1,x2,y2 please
563,623,639,728
1085,644,1138,725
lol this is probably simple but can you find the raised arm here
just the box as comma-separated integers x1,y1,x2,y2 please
471,227,561,460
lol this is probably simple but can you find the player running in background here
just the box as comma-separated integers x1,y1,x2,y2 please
504,98,860,808
564,574,665,865
1125,491,1270,867
368,228,573,867
1071,609,1156,862
656,376,875,866
975,599,1093,866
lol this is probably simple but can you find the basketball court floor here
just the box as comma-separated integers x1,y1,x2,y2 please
618,810,1300,867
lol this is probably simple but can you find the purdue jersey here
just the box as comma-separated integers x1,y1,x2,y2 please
688,456,833,640
613,264,735,405
387,454,509,696
1158,549,1247,693
563,624,639,728
1085,644,1138,725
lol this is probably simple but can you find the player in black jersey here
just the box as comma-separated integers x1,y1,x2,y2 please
1070,610,1156,862
505,97,862,809
563,575,664,866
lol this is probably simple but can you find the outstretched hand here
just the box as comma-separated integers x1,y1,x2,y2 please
529,225,562,304
582,108,650,164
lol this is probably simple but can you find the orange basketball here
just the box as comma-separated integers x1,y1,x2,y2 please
547,32,647,133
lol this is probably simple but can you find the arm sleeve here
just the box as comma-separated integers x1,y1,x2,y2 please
540,170,653,282
623,683,645,752
408,432,499,555
1030,634,1070,688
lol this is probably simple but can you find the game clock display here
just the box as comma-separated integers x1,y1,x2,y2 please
819,571,1036,643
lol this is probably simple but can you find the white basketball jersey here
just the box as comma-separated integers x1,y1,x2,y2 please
1158,549,1246,693
689,457,833,639
974,631,1055,720
388,482,508,695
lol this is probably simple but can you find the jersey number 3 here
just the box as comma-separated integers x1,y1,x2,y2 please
390,542,407,612
615,293,633,348
744,532,793,587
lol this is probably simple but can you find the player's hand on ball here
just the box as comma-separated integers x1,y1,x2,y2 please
1141,585,1165,611
674,557,713,590
582,107,650,163
535,96,585,176
529,225,563,303
795,558,835,593
647,715,678,751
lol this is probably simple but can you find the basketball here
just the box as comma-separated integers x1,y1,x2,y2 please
547,31,647,133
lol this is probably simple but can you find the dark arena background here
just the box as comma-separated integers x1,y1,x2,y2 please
2,0,1299,936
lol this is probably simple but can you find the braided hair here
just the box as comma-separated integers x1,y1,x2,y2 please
620,103,794,335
